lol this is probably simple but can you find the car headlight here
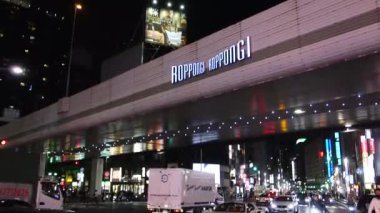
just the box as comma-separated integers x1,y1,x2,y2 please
271,204,277,209
348,206,355,211
287,204,294,209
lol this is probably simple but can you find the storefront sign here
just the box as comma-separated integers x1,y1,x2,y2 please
110,167,122,182
171,36,251,84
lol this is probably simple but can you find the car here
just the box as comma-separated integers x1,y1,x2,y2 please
255,194,272,207
296,193,310,205
321,194,333,204
0,199,37,212
270,196,298,213
116,190,136,202
206,202,265,213
215,192,225,205
0,199,76,213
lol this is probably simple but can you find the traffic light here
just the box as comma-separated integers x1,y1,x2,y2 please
0,139,7,146
319,151,324,158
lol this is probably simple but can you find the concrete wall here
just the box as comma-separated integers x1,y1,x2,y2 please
101,44,143,81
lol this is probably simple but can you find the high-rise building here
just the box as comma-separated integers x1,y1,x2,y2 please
0,0,70,120
0,0,96,122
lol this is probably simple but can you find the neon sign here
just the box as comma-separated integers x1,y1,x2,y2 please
171,36,252,84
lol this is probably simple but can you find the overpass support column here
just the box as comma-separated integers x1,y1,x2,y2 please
89,158,104,197
38,153,47,178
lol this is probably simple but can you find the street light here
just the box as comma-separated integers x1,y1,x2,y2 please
10,65,24,75
65,3,82,97
0,65,25,75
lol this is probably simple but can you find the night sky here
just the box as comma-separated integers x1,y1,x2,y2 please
76,0,283,60
41,0,285,69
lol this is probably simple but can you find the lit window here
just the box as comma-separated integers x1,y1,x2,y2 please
10,106,14,109
25,49,29,53
0,78,2,81
43,64,48,68
20,82,25,87
41,96,45,100
42,77,47,81
0,33,4,38
31,27,36,31
30,35,35,40
61,63,65,66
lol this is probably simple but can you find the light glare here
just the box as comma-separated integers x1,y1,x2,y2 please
294,109,305,114
75,4,82,10
11,66,24,75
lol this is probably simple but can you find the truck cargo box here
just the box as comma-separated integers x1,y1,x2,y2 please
148,168,216,211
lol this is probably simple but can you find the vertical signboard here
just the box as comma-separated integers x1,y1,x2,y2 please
361,130,376,188
334,132,342,166
325,138,333,178
110,167,122,182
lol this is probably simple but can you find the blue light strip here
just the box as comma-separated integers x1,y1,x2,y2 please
325,138,333,177
335,142,342,165
328,139,334,178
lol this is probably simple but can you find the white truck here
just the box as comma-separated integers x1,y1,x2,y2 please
147,168,218,213
0,176,68,212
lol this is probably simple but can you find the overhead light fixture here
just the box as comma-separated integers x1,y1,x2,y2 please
294,109,305,114
296,138,307,145
344,123,352,128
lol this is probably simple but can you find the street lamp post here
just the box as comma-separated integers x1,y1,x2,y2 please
65,3,82,97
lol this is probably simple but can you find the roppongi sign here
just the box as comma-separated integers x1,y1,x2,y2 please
171,36,251,84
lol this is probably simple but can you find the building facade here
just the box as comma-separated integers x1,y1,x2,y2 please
0,0,379,198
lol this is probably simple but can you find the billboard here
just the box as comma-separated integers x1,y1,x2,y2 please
145,7,187,47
